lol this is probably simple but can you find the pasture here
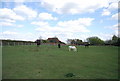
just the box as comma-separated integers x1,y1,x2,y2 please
2,45,118,79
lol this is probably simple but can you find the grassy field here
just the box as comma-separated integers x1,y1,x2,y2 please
2,45,119,79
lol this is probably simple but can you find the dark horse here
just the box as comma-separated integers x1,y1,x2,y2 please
36,39,41,47
58,43,61,48
85,43,90,48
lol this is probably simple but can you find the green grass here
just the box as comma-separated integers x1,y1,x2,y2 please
2,45,119,79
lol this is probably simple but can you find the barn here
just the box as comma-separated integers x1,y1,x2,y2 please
47,37,66,45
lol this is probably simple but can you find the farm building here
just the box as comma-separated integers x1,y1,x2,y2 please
47,37,60,43
47,37,66,45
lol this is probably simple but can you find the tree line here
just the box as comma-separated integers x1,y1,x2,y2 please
67,35,120,46
1,35,119,46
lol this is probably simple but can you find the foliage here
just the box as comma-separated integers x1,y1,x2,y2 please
66,35,120,46
105,35,120,46
86,36,104,45
67,39,83,45
42,40,48,43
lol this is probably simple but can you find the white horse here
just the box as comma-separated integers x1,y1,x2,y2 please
69,46,77,51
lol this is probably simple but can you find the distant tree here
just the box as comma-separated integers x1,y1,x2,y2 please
111,35,118,45
67,39,73,45
87,36,104,45
71,40,76,45
112,35,118,41
118,37,120,46
67,39,83,45
75,39,83,45
104,40,112,45
104,35,120,46
42,40,48,43
111,35,120,46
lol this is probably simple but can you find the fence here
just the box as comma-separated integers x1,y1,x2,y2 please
1,40,36,46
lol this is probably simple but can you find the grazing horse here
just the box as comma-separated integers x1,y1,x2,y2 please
69,46,77,51
85,43,90,48
58,43,61,48
36,40,41,47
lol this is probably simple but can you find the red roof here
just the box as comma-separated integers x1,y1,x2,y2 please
47,37,60,43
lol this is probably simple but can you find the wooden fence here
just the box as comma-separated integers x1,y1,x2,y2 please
1,40,36,46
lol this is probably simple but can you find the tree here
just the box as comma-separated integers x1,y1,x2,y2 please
67,39,73,45
71,40,76,45
42,40,48,43
112,35,118,46
67,39,83,45
104,35,120,46
104,40,112,45
86,36,104,45
75,39,83,45
111,35,120,46
118,37,120,46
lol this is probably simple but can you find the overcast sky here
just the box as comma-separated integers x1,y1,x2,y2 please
0,0,119,43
